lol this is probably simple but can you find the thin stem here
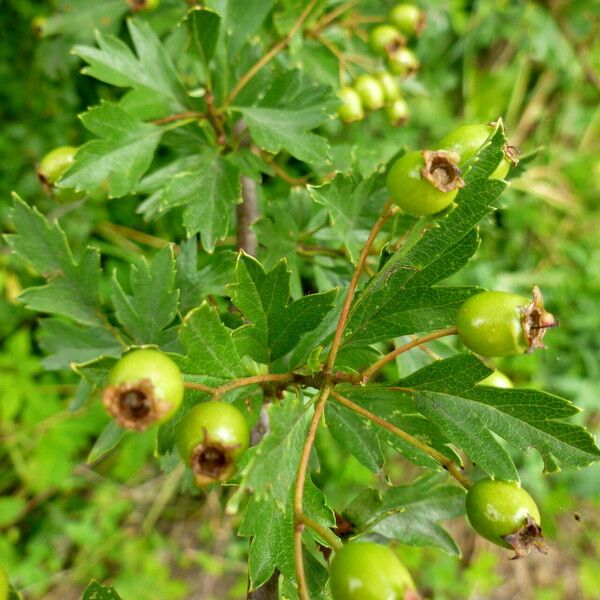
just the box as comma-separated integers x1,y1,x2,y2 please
225,0,318,106
308,0,358,36
325,198,395,374
151,111,204,125
98,222,172,251
330,390,472,489
217,374,291,396
293,386,332,600
298,514,343,551
237,176,259,256
183,381,216,394
361,327,458,382
261,154,309,185
205,90,227,146
184,374,291,397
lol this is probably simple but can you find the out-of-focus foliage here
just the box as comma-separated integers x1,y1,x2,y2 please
1,0,599,598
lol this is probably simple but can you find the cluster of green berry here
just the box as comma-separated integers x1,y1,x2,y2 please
337,3,425,125
102,349,249,488
384,121,556,360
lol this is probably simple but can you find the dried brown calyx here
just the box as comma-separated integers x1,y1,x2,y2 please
414,11,427,36
128,0,151,11
504,144,520,166
520,286,559,352
36,169,53,194
488,120,520,166
103,378,169,431
384,35,407,56
503,515,548,559
191,439,236,487
421,150,465,192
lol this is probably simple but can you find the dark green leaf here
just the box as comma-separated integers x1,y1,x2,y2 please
345,474,465,555
187,7,221,63
179,303,245,379
235,70,337,164
59,102,163,198
239,478,334,590
228,254,338,363
6,196,103,326
157,149,241,251
309,173,380,263
225,0,276,57
112,245,179,344
38,319,122,370
344,285,479,346
82,580,123,600
175,239,236,314
87,421,125,464
325,402,384,473
74,19,188,109
239,394,311,507
397,354,600,477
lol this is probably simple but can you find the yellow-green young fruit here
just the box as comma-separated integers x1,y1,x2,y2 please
176,402,250,487
479,370,513,388
386,97,410,126
387,47,420,77
353,75,385,111
389,4,427,37
387,150,464,216
456,287,557,357
31,15,47,37
338,86,364,123
436,124,517,180
102,349,184,431
330,542,417,600
129,0,160,11
376,72,401,104
369,24,405,56
466,478,546,558
37,146,77,187
0,567,8,600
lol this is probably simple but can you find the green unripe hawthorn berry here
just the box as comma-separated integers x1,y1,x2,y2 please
387,150,464,216
386,97,410,126
387,47,420,77
31,15,47,37
103,349,184,431
37,146,77,187
129,0,160,11
436,124,517,180
389,4,427,37
466,478,546,557
376,71,401,104
176,401,250,487
369,24,405,56
353,74,385,111
479,370,514,388
330,541,417,600
456,287,557,357
338,86,365,123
